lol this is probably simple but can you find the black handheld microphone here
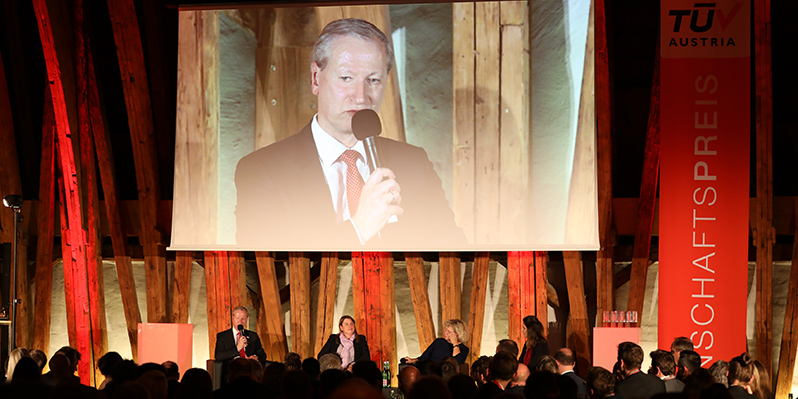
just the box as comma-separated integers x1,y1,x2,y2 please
352,109,383,171
237,324,248,340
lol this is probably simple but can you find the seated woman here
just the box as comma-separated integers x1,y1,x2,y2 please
318,315,370,370
518,315,549,371
404,319,469,364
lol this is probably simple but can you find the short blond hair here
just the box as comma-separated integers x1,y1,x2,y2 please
444,319,469,344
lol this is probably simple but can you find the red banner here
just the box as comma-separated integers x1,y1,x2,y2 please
659,0,750,366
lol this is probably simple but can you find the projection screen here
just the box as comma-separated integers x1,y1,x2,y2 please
169,1,598,252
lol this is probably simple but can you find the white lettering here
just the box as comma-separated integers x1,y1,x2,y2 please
692,252,716,273
693,187,717,206
694,162,716,180
691,304,715,326
694,136,718,155
691,278,715,298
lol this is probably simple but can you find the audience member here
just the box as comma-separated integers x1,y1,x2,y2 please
214,358,268,399
282,369,313,399
4,347,31,383
138,369,169,399
29,349,47,373
448,374,478,399
557,373,579,399
174,368,213,399
441,360,459,382
649,349,684,393
586,367,616,399
98,351,123,389
555,348,587,398
519,315,549,371
285,352,302,372
318,369,348,399
104,359,139,397
537,355,559,374
302,357,321,381
407,375,452,399
113,381,152,399
162,360,180,398
470,356,491,385
505,363,529,397
727,354,756,399
138,362,168,379
351,360,382,390
496,340,519,358
475,351,517,399
525,371,560,399
614,342,665,399
677,350,702,381
319,353,343,372
262,362,287,393
682,369,716,399
750,360,772,399
399,365,421,395
670,337,694,365
329,378,383,399
708,360,729,388
416,359,443,377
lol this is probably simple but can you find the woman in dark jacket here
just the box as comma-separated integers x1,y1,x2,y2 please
403,319,470,364
518,315,549,371
317,315,370,370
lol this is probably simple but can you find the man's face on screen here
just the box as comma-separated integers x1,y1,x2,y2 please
311,35,387,146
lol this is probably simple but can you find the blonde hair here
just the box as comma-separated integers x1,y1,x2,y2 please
444,319,469,344
5,347,31,381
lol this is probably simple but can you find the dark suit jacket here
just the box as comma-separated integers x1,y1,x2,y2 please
519,341,550,371
214,329,267,364
728,386,757,399
235,122,466,251
614,371,666,399
317,333,371,366
562,370,588,398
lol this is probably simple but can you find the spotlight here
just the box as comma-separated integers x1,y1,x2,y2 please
3,194,23,210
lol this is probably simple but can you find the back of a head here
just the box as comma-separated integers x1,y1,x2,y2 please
48,353,74,382
671,337,694,353
751,360,772,399
320,353,343,372
497,339,519,357
282,369,312,399
586,367,615,398
137,369,168,399
407,375,452,399
554,348,576,367
490,351,519,381
6,347,31,383
650,349,677,376
417,359,443,377
98,352,124,377
302,357,321,380
537,355,559,374
440,361,458,382
524,371,560,399
55,346,81,369
351,360,382,389
707,360,729,388
285,352,302,371
399,365,421,393
111,359,140,385
470,356,491,384
112,381,152,399
329,378,384,399
161,360,179,380
618,342,644,371
512,363,530,385
137,362,167,379
448,374,478,399
30,349,48,372
173,368,212,399
10,356,41,383
683,369,715,399
319,369,349,399
263,361,287,387
678,350,701,373
228,357,255,381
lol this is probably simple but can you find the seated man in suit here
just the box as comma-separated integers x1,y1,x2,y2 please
235,18,465,251
215,306,267,365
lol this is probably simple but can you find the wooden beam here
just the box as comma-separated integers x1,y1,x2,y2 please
106,0,166,323
405,253,435,352
439,252,462,322
452,2,476,243
775,199,798,398
314,252,339,355
627,45,660,318
15,236,31,349
754,0,774,375
534,251,549,337
229,251,245,313
563,251,590,374
352,252,395,378
172,251,193,323
204,251,220,356
255,252,288,360
33,87,56,355
594,0,614,317
379,253,396,383
508,251,537,346
34,0,93,383
289,252,311,358
474,1,501,242
0,45,22,244
467,252,489,364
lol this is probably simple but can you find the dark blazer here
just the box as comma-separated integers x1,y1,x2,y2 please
418,338,469,364
213,376,269,399
562,370,588,398
614,371,666,399
728,386,757,399
214,329,267,364
234,122,466,251
474,382,504,399
519,341,550,371
317,333,371,366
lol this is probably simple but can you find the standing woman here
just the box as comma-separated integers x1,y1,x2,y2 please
404,319,470,364
518,315,549,371
727,353,757,399
318,315,370,370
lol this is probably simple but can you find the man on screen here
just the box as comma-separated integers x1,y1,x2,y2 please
234,18,465,250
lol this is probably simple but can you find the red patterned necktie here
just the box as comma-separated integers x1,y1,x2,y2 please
237,332,246,358
340,150,364,216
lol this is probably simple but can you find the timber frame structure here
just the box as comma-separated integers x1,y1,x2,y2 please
0,0,797,395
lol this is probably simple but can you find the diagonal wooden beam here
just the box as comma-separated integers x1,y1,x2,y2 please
34,0,93,383
467,252,489,364
774,200,798,397
255,252,288,360
106,0,167,323
314,252,339,355
627,44,660,318
405,253,435,352
753,0,774,375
